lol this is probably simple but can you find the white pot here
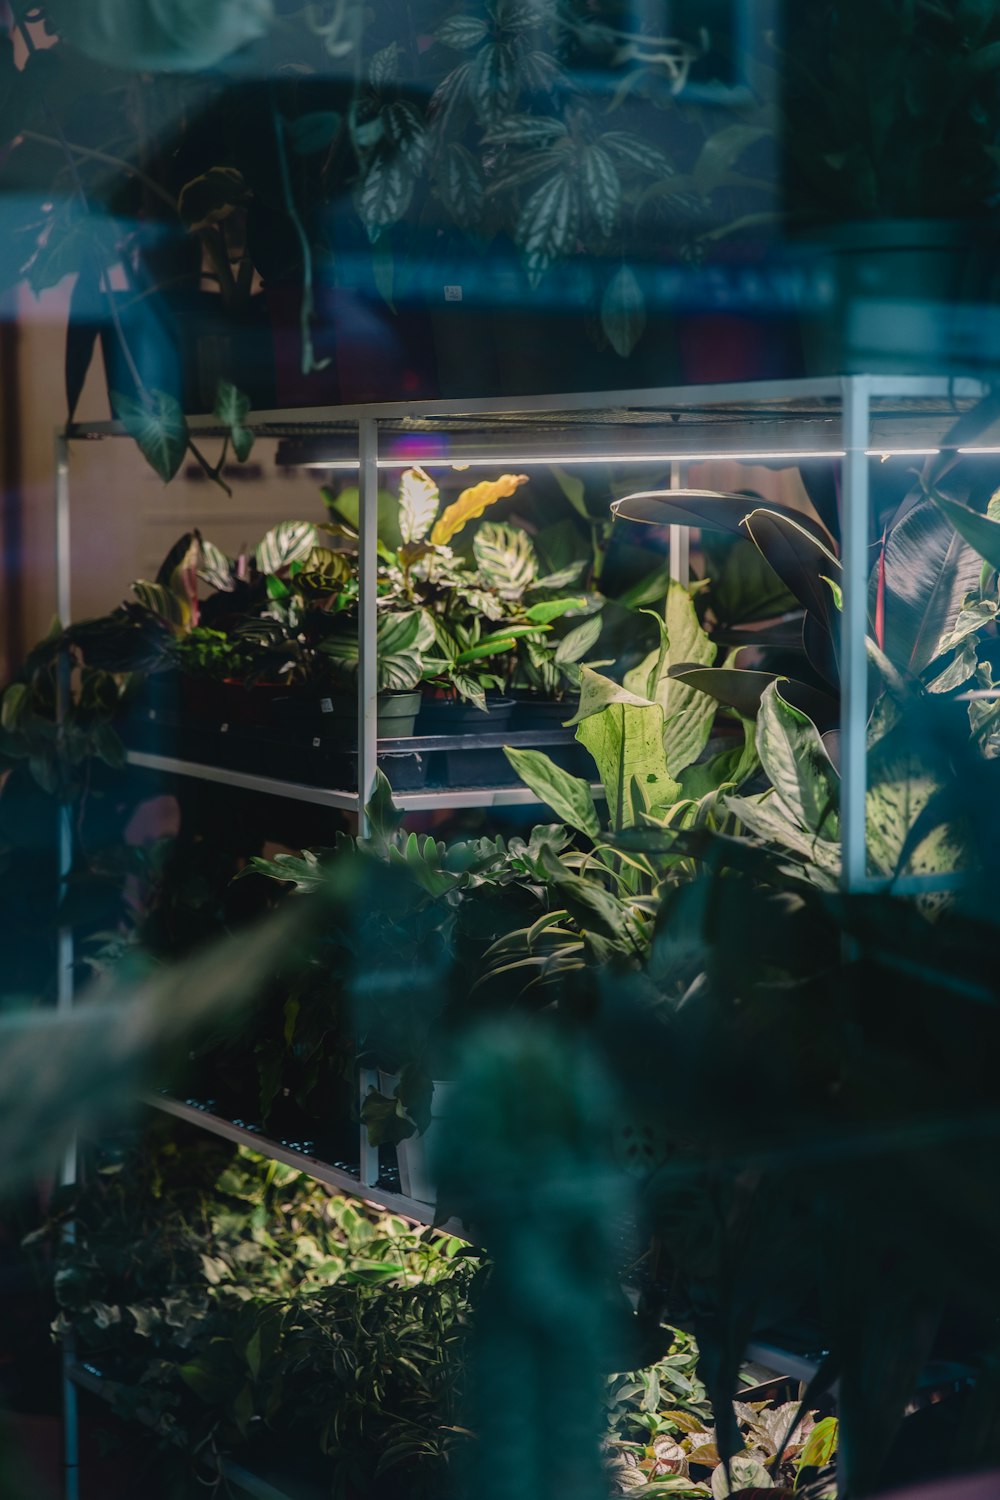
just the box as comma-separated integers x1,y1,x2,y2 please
378,1072,455,1205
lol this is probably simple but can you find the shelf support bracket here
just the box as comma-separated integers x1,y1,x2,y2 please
357,416,379,837
840,377,870,895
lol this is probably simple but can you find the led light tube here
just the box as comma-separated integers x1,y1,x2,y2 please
288,444,1000,470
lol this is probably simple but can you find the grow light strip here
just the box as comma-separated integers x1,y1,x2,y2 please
290,445,1000,470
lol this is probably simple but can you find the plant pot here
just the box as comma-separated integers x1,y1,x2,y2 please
795,218,993,375
378,1071,455,1205
268,689,422,739
510,694,578,731
416,694,515,736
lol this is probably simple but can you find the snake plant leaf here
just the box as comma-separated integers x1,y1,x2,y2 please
44,0,274,71
255,520,319,576
473,522,538,599
756,680,839,840
874,496,982,674
398,467,440,545
503,747,601,839
430,475,530,545
927,487,1000,573
111,389,188,484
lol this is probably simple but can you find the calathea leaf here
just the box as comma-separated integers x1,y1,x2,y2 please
601,263,646,358
398,467,440,544
430,474,529,545
756,680,839,839
111,389,188,484
197,536,235,593
132,580,190,631
473,522,538,599
503,747,601,838
359,153,414,241
213,380,254,462
580,144,621,237
255,520,318,575
516,174,579,287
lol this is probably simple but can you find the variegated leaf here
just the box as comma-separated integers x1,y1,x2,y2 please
580,143,621,236
516,173,579,286
255,521,318,576
359,153,414,240
473,522,538,599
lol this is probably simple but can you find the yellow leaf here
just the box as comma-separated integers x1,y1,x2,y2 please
429,474,529,545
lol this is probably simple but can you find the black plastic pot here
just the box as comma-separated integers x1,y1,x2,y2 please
510,695,578,731
416,694,515,736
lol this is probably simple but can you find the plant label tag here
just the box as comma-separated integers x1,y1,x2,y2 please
312,737,321,748
444,285,463,301
320,698,333,713
220,723,229,734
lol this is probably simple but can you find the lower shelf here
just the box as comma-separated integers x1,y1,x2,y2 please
142,1092,468,1237
66,1361,315,1500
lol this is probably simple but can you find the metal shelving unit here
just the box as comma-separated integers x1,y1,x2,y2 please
56,373,993,1497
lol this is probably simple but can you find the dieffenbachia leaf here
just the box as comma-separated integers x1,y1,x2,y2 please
756,679,839,840
502,747,601,839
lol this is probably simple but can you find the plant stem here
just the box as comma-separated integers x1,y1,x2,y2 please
20,130,179,212
270,89,330,377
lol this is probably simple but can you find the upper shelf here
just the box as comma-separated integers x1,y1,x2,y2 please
63,374,995,458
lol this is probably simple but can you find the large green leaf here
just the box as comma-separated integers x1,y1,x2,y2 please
742,508,841,627
927,488,1000,574
111,389,188,484
622,582,716,775
503,747,601,839
875,497,982,673
473,522,538,600
45,0,273,70
573,678,680,830
671,667,839,730
612,490,832,543
756,680,839,839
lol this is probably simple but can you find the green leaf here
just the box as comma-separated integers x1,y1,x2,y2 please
601,264,646,358
213,380,254,462
554,615,603,664
197,536,235,593
796,1416,838,1478
549,466,589,520
874,496,981,673
1,684,29,733
503,746,600,837
398,467,440,544
255,520,318,575
473,522,538,599
756,680,839,838
573,680,680,830
524,597,587,625
286,110,341,155
359,153,414,241
671,667,838,729
484,114,567,145
516,173,579,286
436,14,489,49
245,1327,262,1380
434,143,484,228
928,488,1000,574
364,769,405,851
384,100,428,170
622,582,717,774
471,41,520,124
369,42,400,87
111,389,188,484
132,580,189,628
44,0,274,71
580,144,621,237
602,131,674,175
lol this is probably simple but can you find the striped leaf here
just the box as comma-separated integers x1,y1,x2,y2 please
436,14,488,49
471,41,520,124
580,143,620,237
398,467,441,544
384,100,428,170
473,522,538,599
483,114,567,145
434,142,484,227
358,153,414,240
255,521,318,576
111,389,188,484
602,131,674,176
516,173,579,286
368,41,400,88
